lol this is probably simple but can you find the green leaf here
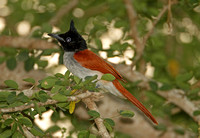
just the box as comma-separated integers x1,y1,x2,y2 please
24,57,35,71
64,70,70,79
6,57,17,70
51,85,62,93
38,94,48,103
84,75,98,84
110,43,121,51
149,81,158,91
101,74,116,81
78,130,90,138
0,91,10,101
74,76,81,84
52,93,68,102
4,118,14,126
0,56,6,64
18,50,29,61
23,78,35,84
193,110,200,116
95,39,102,49
89,134,96,138
0,47,17,55
159,84,173,91
174,128,185,135
176,72,193,82
34,101,41,116
30,110,37,119
45,125,60,133
6,92,17,104
30,126,45,137
0,130,12,137
176,81,190,90
12,131,24,138
4,80,18,89
34,90,49,103
104,118,115,127
18,117,32,127
188,88,200,95
88,110,100,120
0,102,8,108
119,110,134,117
11,122,18,133
17,92,29,103
51,111,60,122
55,73,64,78
41,79,56,89
37,60,48,68
8,101,24,107
104,121,112,132
56,102,69,110
18,123,24,134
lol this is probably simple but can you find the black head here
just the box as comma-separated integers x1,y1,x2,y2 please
48,20,87,52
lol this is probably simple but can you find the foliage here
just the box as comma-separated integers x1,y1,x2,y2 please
0,0,200,137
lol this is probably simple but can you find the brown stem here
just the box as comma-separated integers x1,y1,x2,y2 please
82,97,111,138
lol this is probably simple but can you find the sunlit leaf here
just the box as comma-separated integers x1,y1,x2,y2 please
119,110,134,117
69,101,76,114
101,74,115,81
23,77,35,84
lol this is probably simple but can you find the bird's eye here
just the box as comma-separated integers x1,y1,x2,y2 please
66,37,71,42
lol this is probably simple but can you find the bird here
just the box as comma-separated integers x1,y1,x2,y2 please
48,20,158,125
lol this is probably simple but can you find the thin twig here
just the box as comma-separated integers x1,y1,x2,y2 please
123,0,141,47
82,97,111,138
143,5,168,45
49,0,79,26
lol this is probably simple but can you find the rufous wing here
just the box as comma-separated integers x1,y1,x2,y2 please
74,49,126,82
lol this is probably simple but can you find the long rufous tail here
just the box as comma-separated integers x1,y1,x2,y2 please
112,79,158,125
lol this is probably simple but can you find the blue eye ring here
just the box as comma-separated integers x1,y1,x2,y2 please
66,37,71,42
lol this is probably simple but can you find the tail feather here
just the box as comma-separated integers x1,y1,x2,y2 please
112,79,158,125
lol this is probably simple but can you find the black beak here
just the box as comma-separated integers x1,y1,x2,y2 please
48,33,65,42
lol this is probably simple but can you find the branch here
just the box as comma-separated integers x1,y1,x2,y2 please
114,64,200,122
143,5,168,45
123,0,141,47
22,127,35,138
49,0,79,26
123,0,172,66
0,36,57,49
0,91,101,113
82,97,110,138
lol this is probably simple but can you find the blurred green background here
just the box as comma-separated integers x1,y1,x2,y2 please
0,0,200,137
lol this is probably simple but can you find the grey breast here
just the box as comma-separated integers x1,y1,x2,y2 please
63,52,101,80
